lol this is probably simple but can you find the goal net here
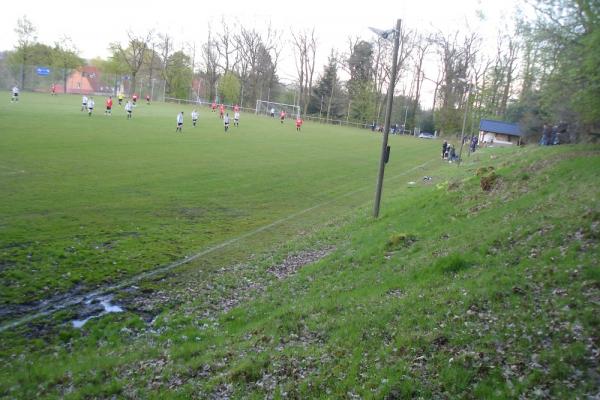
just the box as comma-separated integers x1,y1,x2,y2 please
255,100,301,118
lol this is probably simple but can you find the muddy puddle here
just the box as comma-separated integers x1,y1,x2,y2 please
71,295,124,328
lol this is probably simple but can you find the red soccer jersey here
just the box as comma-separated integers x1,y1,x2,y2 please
212,102,216,109
280,111,285,118
234,104,240,112
106,98,113,107
296,118,302,126
133,94,138,100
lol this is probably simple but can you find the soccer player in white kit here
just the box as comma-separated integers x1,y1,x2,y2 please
191,110,199,127
125,100,133,119
224,113,230,132
11,86,19,102
81,95,88,111
87,97,95,116
176,112,184,133
234,111,240,127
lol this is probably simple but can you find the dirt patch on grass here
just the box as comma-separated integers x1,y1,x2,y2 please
267,247,335,280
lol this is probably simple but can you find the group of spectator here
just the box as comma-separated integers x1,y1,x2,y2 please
540,123,562,146
441,141,458,162
370,121,405,134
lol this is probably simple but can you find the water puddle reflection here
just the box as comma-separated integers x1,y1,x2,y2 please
71,296,123,328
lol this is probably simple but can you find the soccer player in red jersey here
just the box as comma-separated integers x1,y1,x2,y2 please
105,96,113,116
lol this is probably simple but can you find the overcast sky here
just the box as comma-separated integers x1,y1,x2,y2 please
1,0,524,102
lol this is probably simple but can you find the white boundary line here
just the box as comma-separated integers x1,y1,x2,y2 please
0,160,432,332
0,165,26,175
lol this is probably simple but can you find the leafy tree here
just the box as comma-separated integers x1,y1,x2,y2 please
94,56,128,94
8,43,54,90
8,16,37,88
165,51,192,99
110,31,153,96
219,72,240,104
309,51,343,119
346,40,374,123
349,81,376,123
518,0,600,139
347,40,373,84
51,37,83,93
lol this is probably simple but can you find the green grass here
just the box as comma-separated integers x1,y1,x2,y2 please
0,93,438,306
0,93,598,399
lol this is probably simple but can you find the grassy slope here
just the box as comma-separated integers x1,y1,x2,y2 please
0,93,436,306
0,144,598,399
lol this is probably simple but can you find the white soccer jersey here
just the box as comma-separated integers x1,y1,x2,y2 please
177,114,184,124
12,86,19,95
224,115,230,124
88,99,95,109
125,102,132,112
191,111,198,120
82,96,88,104
234,112,240,120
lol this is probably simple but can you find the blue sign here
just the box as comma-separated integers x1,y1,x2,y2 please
36,67,51,76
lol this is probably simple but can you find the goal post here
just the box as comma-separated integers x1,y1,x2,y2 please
255,100,301,118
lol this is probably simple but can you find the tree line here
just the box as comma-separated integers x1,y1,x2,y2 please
5,0,598,141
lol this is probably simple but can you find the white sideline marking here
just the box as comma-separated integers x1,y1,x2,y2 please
0,165,26,175
0,160,431,332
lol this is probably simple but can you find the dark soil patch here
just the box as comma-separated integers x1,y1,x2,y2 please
267,247,335,280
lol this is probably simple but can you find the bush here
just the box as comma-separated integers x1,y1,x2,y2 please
386,233,417,250
480,172,499,191
433,254,472,274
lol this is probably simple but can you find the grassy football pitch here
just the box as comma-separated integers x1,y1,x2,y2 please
0,93,439,306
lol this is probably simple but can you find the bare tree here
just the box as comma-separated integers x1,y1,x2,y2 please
470,56,492,133
408,35,431,128
261,24,282,104
157,33,174,94
371,24,416,122
201,27,220,101
499,35,519,117
146,43,157,98
234,24,281,106
372,36,392,120
186,41,197,99
111,30,153,96
433,30,480,134
291,28,317,115
234,26,260,105
483,31,519,118
215,18,237,74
